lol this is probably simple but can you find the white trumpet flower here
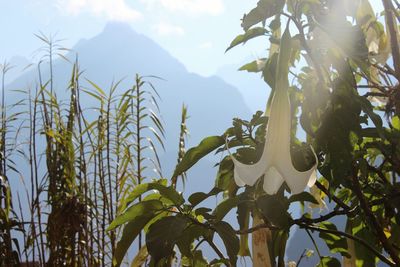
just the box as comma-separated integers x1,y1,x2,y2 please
230,88,318,195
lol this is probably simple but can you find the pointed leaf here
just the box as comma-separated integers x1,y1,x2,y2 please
114,218,152,267
120,181,184,211
226,27,268,52
213,196,240,221
316,257,341,267
146,216,189,263
108,200,163,231
172,136,225,179
288,191,319,205
239,59,266,73
241,0,285,31
318,222,350,257
256,194,290,228
189,187,222,207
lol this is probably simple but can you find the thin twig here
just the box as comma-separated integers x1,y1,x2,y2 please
383,0,400,80
298,223,396,266
236,223,280,235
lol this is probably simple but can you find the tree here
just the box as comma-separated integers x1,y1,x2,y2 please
113,0,400,266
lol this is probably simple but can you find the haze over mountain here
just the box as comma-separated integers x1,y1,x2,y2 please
9,22,251,150
2,56,31,82
216,60,269,113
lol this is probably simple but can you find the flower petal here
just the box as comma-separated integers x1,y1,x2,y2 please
233,167,246,187
307,170,318,187
263,166,284,195
277,160,317,195
276,144,318,195
271,90,318,195
231,154,268,186
226,137,268,187
228,85,318,194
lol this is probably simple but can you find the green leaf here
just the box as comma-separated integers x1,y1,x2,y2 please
357,96,384,138
209,258,230,266
172,136,225,179
143,210,169,233
256,194,290,228
195,207,212,217
189,192,210,207
215,156,234,190
192,251,209,266
146,216,189,263
318,222,349,257
176,224,209,257
114,220,151,267
213,221,239,265
182,251,209,267
189,187,222,207
288,192,319,205
120,180,184,211
85,79,107,97
356,0,375,25
316,257,341,267
108,200,163,231
226,27,268,52
351,217,379,266
239,59,266,73
323,24,369,60
213,196,240,221
269,16,281,31
237,203,251,256
262,52,278,89
392,116,400,131
241,0,285,31
110,200,164,266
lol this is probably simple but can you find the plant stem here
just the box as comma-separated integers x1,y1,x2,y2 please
383,0,400,80
135,75,143,249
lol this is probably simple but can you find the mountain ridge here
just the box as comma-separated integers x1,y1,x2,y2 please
7,22,251,148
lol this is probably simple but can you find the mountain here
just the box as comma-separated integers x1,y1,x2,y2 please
216,60,270,113
7,22,253,183
8,22,250,151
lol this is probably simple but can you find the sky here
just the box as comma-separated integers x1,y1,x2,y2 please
0,0,269,77
1,0,385,77
1,0,386,117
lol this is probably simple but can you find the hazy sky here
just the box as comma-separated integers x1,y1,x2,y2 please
1,0,385,77
0,0,269,76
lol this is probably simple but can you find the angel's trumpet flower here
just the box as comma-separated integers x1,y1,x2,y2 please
230,88,318,195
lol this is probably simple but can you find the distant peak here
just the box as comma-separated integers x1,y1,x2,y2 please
102,22,136,35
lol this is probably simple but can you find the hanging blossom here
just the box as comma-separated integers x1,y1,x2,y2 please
229,88,318,195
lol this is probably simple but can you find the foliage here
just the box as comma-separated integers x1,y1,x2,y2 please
112,0,400,266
